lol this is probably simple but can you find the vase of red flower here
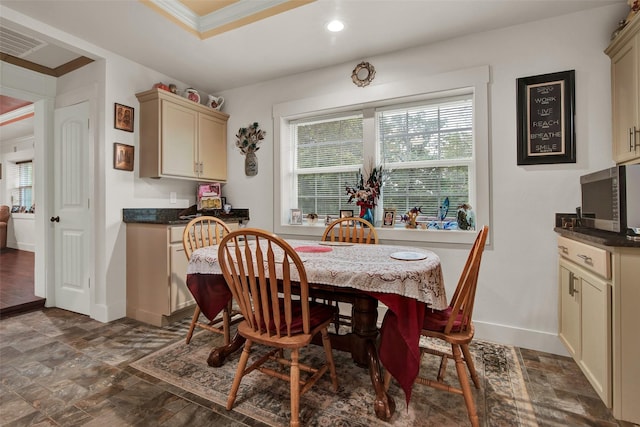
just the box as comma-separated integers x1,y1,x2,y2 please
357,201,374,223
346,163,383,225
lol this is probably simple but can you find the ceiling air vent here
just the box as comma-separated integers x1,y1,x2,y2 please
0,27,46,58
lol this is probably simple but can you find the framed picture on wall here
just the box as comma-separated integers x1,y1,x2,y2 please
516,70,576,165
113,143,134,171
114,103,134,132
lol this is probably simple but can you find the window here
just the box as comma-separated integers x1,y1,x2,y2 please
289,97,473,220
10,160,34,211
274,66,489,244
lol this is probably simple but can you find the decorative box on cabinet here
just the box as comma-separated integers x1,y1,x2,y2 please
135,88,229,181
606,16,640,164
556,232,640,424
126,221,239,326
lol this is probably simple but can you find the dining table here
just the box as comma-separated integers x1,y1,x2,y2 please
185,238,447,421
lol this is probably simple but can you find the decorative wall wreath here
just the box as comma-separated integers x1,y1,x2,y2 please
351,61,376,87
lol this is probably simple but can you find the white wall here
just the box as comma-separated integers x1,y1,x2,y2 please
216,5,626,354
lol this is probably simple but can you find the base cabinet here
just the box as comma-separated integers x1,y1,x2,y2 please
558,235,640,424
558,257,611,406
612,248,640,423
126,221,239,326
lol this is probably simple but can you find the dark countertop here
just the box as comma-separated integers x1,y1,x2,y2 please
123,208,250,225
554,227,640,248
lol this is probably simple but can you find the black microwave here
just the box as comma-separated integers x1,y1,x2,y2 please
580,164,640,233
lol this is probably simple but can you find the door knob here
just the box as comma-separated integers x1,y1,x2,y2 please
50,216,60,222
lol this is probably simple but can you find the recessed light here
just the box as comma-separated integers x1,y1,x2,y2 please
326,20,344,32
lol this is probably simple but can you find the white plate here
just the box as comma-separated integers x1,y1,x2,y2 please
390,251,428,261
318,241,354,246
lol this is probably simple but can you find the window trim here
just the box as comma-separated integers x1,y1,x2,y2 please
273,66,490,245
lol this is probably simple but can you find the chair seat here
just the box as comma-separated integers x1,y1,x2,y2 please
250,300,337,336
423,306,464,332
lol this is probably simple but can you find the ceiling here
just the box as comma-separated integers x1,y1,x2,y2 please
0,0,627,139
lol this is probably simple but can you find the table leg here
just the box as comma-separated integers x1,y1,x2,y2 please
351,294,395,421
207,330,245,367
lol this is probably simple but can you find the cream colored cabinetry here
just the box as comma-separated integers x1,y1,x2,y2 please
558,263,580,357
126,221,239,327
606,17,640,164
557,236,611,406
557,235,640,424
611,247,640,423
136,89,229,181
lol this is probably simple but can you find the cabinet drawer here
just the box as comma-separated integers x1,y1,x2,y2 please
557,236,611,279
169,225,185,243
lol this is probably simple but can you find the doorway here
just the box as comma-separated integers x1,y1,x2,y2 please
0,95,39,316
0,248,43,318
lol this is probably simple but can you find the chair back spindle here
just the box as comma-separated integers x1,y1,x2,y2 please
322,217,378,244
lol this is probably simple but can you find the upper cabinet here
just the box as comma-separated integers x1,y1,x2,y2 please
136,89,229,181
606,17,640,165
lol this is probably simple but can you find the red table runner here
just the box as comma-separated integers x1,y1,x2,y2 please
187,273,425,406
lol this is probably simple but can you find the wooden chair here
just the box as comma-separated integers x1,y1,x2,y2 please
320,217,378,331
321,217,378,244
384,225,489,427
182,216,237,345
218,228,339,427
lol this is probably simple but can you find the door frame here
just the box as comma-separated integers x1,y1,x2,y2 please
1,63,97,315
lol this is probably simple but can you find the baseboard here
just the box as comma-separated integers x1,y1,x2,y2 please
7,242,35,252
92,302,126,323
473,320,570,356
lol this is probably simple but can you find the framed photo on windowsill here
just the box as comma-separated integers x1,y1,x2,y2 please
517,70,575,165
290,208,303,225
382,209,396,228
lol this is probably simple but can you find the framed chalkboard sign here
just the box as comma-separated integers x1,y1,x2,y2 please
517,70,575,165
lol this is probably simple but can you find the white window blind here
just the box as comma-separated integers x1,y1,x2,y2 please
10,160,34,209
378,96,473,218
292,113,363,216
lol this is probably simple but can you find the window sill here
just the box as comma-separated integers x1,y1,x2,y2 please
275,224,479,245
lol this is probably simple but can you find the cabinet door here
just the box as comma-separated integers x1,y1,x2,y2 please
580,273,611,407
199,113,227,181
611,34,639,163
161,101,198,178
559,264,580,358
169,243,194,313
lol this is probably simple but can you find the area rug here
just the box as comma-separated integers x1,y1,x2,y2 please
131,332,539,426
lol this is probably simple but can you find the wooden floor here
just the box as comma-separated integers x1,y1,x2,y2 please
0,248,44,318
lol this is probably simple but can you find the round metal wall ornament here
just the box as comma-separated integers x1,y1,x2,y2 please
351,61,376,87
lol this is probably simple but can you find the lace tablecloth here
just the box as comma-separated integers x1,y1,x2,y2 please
187,239,447,309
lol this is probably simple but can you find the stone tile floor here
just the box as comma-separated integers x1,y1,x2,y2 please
0,308,632,426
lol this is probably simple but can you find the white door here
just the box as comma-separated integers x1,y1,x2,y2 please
53,102,91,315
